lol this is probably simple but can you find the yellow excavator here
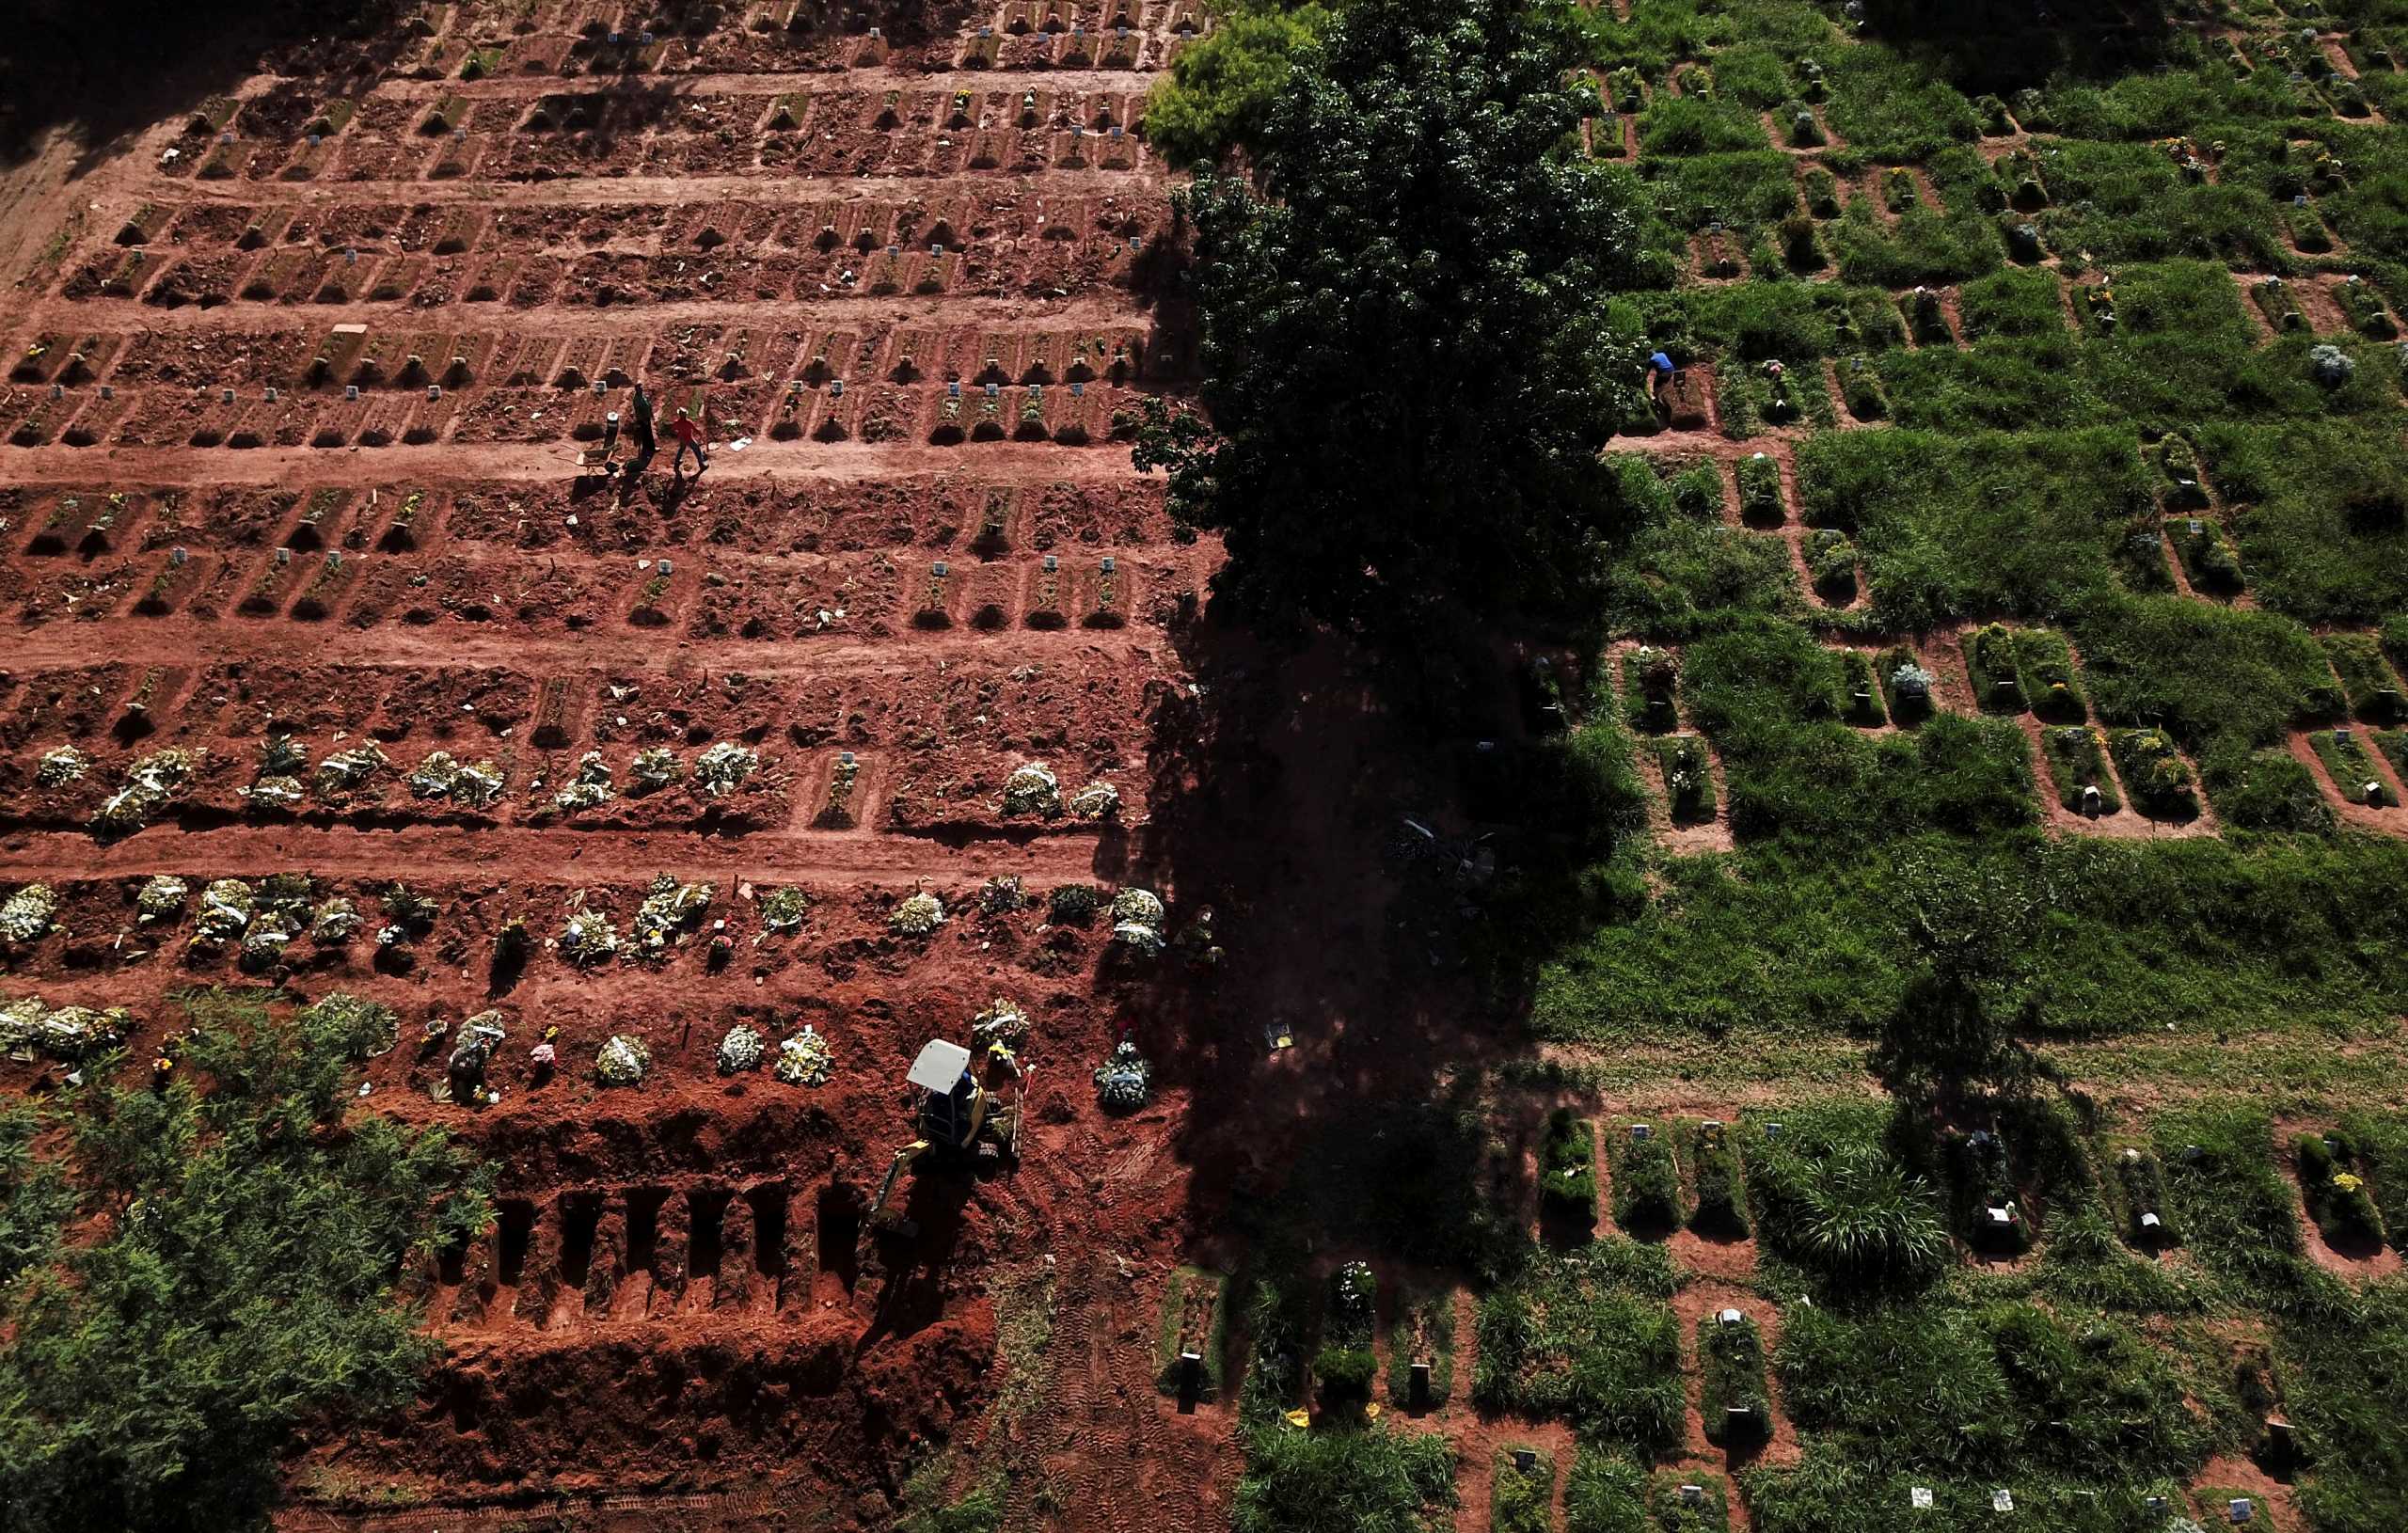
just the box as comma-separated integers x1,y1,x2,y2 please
867,1038,1026,1235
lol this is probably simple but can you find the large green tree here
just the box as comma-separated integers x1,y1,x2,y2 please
1135,0,1666,638
0,990,492,1533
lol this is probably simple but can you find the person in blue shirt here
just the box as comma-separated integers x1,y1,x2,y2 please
1647,350,1678,400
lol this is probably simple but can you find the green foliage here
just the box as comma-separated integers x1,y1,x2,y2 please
1697,1314,1769,1447
1492,1446,1556,1533
1542,1107,1600,1229
1143,3,1333,165
1747,1103,1948,1291
0,988,491,1533
1607,1122,1684,1232
1472,1241,1682,1452
1230,1425,1458,1533
1134,0,1666,638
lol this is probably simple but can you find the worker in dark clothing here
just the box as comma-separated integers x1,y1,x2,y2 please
628,381,659,473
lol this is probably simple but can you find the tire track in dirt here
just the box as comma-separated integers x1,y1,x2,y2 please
133,169,1155,206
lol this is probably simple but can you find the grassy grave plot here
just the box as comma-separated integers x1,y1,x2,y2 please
2320,631,2407,723
1472,1241,1683,1454
1541,1106,1601,1237
1312,1260,1381,1412
1801,528,1859,606
1229,1426,1459,1533
1384,1282,1456,1410
1649,1472,1731,1532
2308,728,2398,807
1607,1119,1686,1234
1154,1266,1231,1401
1622,646,1685,734
1564,1448,1650,1533
1687,1118,1749,1238
2039,725,2123,815
2337,1111,2408,1241
1652,735,1719,825
1744,1101,1950,1293
2012,629,2088,723
2295,1127,2388,1253
2155,1105,2312,1305
1491,1446,1557,1533
2105,728,2201,821
1735,451,1785,528
1960,623,2028,714
1697,1311,1771,1449
2105,1141,2179,1250
1836,649,1887,725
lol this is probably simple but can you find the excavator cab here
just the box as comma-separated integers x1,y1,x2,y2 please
867,1039,1025,1233
910,1039,984,1150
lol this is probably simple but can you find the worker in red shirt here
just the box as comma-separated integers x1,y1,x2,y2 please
670,405,708,478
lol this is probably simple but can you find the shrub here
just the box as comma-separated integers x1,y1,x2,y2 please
1752,1129,1949,1290
0,989,491,1533
1143,5,1334,165
1689,1120,1749,1237
1312,1344,1378,1403
1473,1243,1682,1453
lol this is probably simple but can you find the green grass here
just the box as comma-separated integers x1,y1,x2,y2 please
1492,1446,1556,1533
1696,1314,1770,1448
1472,1241,1683,1453
1607,1120,1685,1232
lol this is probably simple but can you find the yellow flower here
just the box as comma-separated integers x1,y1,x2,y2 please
1283,1409,1310,1430
2335,1172,2365,1193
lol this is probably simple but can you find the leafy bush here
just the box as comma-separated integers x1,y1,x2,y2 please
1689,1120,1748,1237
0,989,491,1533
1142,3,1332,164
1750,1109,1949,1290
1698,1314,1770,1447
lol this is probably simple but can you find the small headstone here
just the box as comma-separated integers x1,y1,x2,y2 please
346,385,360,402
99,386,112,401
986,382,999,398
932,561,948,577
221,388,236,404
1512,1448,1537,1474
275,547,290,566
427,385,441,401
1680,1485,1703,1508
657,559,672,577
1408,1360,1431,1407
2140,1210,2162,1230
1992,1489,2014,1513
47,383,61,401
593,380,608,395
1766,1122,1783,1139
1178,1350,1202,1395
1631,1123,1651,1141
1043,555,1058,573
1910,1486,1935,1509
831,379,844,398
2336,725,2353,744
2229,1499,2253,1525
1101,555,1117,575
264,387,277,403
170,547,187,566
1719,1308,1743,1326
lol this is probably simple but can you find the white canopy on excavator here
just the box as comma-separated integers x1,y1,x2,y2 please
907,1039,973,1094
